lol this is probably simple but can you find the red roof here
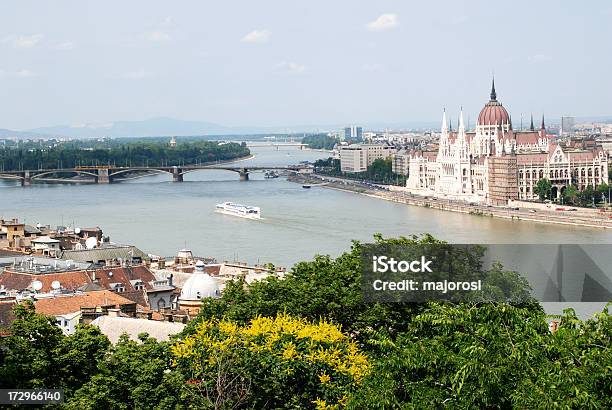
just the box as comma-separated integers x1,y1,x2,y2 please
478,101,510,126
517,153,549,164
34,290,136,316
0,264,157,293
515,131,541,145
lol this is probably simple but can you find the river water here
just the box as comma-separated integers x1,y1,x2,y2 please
2,144,611,317
2,145,612,267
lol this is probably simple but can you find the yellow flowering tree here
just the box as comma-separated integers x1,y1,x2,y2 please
172,313,370,409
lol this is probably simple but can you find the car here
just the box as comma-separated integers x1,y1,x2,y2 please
556,207,565,211
567,208,577,211
529,209,537,213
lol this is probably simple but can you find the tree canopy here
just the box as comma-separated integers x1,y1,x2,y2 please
0,139,250,171
0,236,609,409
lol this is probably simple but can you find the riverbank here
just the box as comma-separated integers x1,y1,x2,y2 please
288,173,612,230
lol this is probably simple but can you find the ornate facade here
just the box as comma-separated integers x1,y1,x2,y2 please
406,80,608,205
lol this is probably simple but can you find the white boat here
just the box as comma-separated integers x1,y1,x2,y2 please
216,202,261,219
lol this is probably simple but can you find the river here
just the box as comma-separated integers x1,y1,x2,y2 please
2,145,612,267
2,144,611,317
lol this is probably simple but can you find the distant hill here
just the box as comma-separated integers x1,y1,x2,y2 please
28,117,235,138
0,128,50,138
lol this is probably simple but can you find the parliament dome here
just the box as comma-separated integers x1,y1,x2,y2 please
477,79,511,127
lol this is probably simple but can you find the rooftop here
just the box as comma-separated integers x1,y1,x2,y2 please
34,290,136,316
91,315,186,344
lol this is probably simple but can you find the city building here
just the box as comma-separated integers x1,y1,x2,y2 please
33,290,138,335
561,116,576,137
177,260,220,317
0,256,175,310
343,126,363,140
0,219,25,249
31,236,61,257
340,143,395,173
391,149,411,176
406,80,608,205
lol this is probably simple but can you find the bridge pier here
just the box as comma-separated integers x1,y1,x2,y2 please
21,171,31,186
172,167,183,182
96,168,111,184
239,169,249,181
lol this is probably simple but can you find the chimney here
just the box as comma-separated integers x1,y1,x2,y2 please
107,308,120,318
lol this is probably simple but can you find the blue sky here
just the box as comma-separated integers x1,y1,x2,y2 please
0,0,610,130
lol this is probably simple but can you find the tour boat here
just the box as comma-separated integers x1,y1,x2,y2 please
215,202,261,219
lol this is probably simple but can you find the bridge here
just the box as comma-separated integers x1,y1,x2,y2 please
0,164,312,186
244,142,308,149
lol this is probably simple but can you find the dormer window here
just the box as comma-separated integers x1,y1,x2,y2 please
111,283,125,293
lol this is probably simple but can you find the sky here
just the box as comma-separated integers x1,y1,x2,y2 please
0,0,611,130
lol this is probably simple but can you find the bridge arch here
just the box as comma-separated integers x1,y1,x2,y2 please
31,170,99,180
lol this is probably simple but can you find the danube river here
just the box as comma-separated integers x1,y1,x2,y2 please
2,145,612,268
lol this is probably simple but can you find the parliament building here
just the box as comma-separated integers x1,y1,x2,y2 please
406,80,609,205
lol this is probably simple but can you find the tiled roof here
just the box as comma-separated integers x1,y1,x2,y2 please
517,153,549,164
90,265,157,291
34,290,136,316
61,245,147,263
0,265,158,295
515,131,541,145
0,270,93,292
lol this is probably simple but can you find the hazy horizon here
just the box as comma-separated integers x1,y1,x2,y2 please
1,1,611,131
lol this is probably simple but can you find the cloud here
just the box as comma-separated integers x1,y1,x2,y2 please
3,34,43,48
366,14,399,32
241,29,271,43
53,41,76,51
278,61,305,74
144,31,171,42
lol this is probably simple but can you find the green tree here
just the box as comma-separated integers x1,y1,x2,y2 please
512,307,612,408
349,303,611,409
597,183,609,204
580,185,596,207
302,134,339,150
0,301,110,395
563,184,579,205
534,178,552,201
0,301,63,389
67,334,199,410
190,235,536,344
